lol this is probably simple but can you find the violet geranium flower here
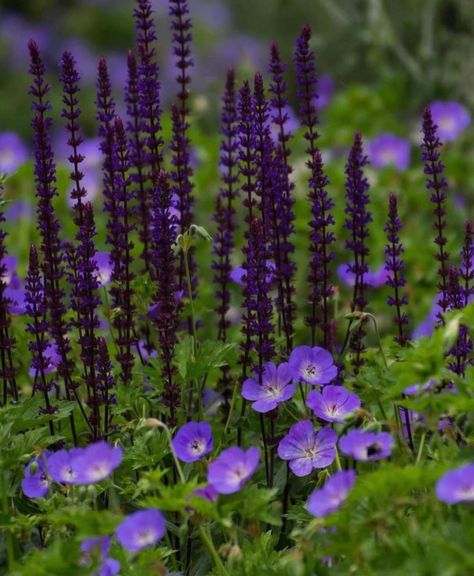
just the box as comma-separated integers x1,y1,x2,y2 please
307,385,361,423
288,345,337,386
70,441,123,484
277,420,337,477
21,453,50,498
242,362,295,413
172,421,213,463
307,470,356,517
367,133,410,171
115,508,166,552
436,463,474,504
207,446,260,494
80,536,120,576
339,430,393,462
429,101,470,142
47,448,84,484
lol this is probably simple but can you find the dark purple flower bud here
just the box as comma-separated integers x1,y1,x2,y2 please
59,50,86,227
151,170,180,425
238,80,257,224
0,183,17,404
97,337,116,437
421,107,450,320
343,132,372,373
125,50,152,273
294,25,319,168
306,150,335,349
446,266,472,378
384,193,409,346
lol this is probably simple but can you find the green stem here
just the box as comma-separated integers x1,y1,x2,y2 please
198,526,230,576
416,432,426,465
366,313,388,369
1,472,14,570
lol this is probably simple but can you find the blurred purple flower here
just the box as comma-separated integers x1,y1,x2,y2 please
70,441,123,484
368,133,410,171
318,75,334,109
436,463,474,504
1,255,17,286
5,200,34,222
202,387,223,416
412,297,441,339
28,342,61,377
21,454,50,498
207,446,259,494
172,421,213,463
307,385,360,423
47,448,84,484
277,420,337,477
288,345,337,385
242,361,295,413
115,508,166,552
403,379,435,396
429,101,470,142
337,263,389,288
193,483,219,502
339,430,393,461
80,536,120,576
0,132,28,173
93,251,113,286
307,470,356,517
5,278,26,315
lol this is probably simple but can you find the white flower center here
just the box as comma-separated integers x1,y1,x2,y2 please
302,362,320,381
135,528,157,548
439,116,455,132
190,439,205,455
457,482,474,501
88,462,111,481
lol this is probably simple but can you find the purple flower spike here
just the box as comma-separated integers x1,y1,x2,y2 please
115,508,166,552
207,446,260,494
172,422,213,463
288,345,337,385
242,361,295,413
339,430,393,461
436,463,474,504
368,133,410,171
70,441,123,484
429,101,470,142
307,470,356,517
21,454,50,498
307,385,360,423
278,421,337,477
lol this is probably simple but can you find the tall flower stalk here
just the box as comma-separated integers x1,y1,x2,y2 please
59,50,86,227
28,41,79,441
151,171,180,426
0,183,17,405
306,150,335,350
343,133,372,373
384,193,409,346
421,107,450,321
212,69,238,408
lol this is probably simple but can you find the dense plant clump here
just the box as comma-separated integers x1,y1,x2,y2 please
0,1,473,575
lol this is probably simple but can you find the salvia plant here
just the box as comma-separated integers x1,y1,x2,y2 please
0,1,473,575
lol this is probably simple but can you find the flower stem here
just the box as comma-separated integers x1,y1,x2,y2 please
198,525,230,576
